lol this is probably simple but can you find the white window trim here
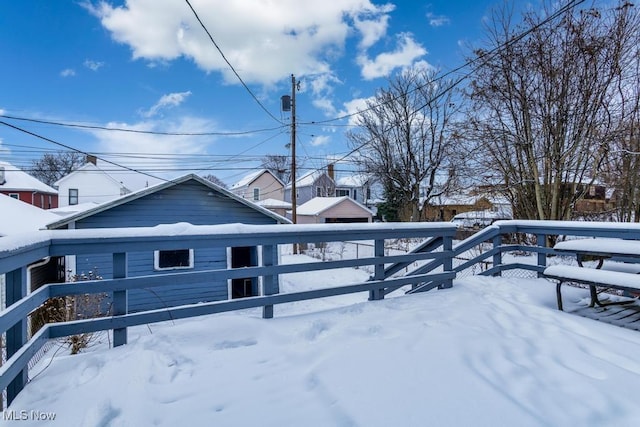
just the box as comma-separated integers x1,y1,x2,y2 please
154,249,194,271
253,187,260,201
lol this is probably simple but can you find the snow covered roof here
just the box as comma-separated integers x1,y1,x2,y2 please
285,170,333,189
54,162,123,188
46,173,291,229
48,202,101,217
255,198,292,209
297,196,373,216
335,173,371,188
54,161,161,192
0,194,59,236
429,194,478,206
0,160,58,194
230,169,283,190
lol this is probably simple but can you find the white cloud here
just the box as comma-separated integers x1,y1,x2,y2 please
60,68,76,77
84,59,105,71
357,33,427,80
90,116,216,178
141,91,192,118
353,14,391,50
88,0,395,87
310,135,331,147
339,96,375,126
426,12,450,27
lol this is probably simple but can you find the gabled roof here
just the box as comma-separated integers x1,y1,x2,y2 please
297,196,373,216
54,162,129,190
0,194,59,236
46,173,291,229
285,170,333,189
230,169,284,190
0,160,58,194
335,173,372,188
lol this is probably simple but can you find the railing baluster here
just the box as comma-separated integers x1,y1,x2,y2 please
369,239,385,300
440,235,453,289
5,267,27,405
536,234,547,278
262,244,278,319
112,252,128,346
492,234,503,277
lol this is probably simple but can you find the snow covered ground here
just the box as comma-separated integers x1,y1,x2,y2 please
3,254,640,426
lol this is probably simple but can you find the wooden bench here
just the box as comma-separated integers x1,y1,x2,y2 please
543,265,640,311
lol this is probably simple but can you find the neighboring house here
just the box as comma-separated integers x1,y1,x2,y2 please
46,173,290,312
55,161,132,207
0,195,62,311
255,198,292,218
423,194,511,222
296,196,373,224
230,169,285,202
0,160,58,209
334,173,384,215
284,170,336,206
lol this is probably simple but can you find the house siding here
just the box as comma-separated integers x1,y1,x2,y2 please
70,180,279,312
0,190,58,209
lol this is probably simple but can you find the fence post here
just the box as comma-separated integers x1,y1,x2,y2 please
536,234,547,277
492,234,502,277
112,252,128,346
5,267,27,405
369,239,385,300
262,244,278,319
439,235,453,289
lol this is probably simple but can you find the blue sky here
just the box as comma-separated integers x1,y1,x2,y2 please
1,0,505,185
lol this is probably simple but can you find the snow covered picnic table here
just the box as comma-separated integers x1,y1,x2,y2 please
545,238,640,310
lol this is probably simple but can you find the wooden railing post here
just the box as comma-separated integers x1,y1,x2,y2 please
439,235,453,289
262,244,279,319
369,239,385,300
492,234,503,277
112,252,128,346
5,267,27,405
536,234,547,277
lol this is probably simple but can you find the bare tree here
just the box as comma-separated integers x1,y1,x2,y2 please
604,15,640,222
466,1,639,220
29,151,85,186
346,67,461,222
202,174,228,189
261,154,291,183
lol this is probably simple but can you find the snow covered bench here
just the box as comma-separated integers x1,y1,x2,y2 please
543,265,640,311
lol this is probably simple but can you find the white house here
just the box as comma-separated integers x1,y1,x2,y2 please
54,160,159,207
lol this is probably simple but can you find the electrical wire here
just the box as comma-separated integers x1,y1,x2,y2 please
0,114,287,136
299,0,587,127
183,0,283,125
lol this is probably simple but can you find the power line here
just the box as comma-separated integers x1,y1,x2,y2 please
183,0,283,125
0,120,166,184
0,114,287,136
300,0,587,127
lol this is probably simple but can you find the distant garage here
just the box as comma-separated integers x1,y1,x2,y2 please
296,196,373,224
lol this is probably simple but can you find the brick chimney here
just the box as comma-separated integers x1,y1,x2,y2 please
327,163,334,180
86,154,97,165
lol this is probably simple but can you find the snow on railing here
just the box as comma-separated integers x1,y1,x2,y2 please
0,222,456,407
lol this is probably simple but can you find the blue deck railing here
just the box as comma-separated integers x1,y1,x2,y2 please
0,222,456,405
2,220,640,406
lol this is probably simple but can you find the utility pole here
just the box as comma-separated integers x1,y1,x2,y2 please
290,74,297,226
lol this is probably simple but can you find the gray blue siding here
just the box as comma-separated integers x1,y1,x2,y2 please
69,180,279,311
